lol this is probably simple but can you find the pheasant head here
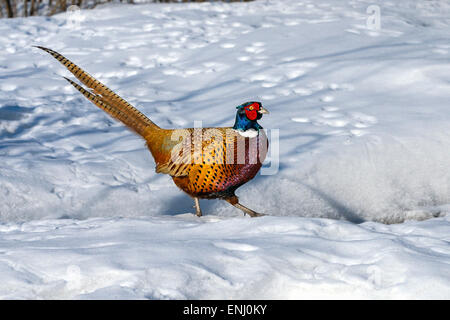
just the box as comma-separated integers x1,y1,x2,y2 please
233,101,269,136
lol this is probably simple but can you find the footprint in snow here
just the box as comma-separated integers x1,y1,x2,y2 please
213,241,259,252
220,43,235,49
322,106,339,112
244,42,266,55
292,101,377,139
237,56,251,62
320,95,334,102
292,117,310,123
432,44,449,55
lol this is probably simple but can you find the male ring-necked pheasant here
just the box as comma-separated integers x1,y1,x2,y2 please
36,46,269,217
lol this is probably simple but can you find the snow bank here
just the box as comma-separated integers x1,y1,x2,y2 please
0,214,449,299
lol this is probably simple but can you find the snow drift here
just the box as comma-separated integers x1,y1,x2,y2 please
0,0,449,299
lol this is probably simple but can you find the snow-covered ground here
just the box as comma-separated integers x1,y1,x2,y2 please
0,0,449,299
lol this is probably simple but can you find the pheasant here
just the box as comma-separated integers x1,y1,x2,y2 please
36,46,269,217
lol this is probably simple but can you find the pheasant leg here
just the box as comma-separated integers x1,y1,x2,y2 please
225,197,265,218
194,197,202,217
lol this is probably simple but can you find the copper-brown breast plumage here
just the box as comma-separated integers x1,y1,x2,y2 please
150,128,268,199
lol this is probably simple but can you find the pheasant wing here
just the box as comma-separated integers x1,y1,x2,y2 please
154,128,227,177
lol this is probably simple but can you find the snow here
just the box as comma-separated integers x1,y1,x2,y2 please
0,0,449,299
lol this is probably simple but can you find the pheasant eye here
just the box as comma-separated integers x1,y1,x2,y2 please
249,106,254,110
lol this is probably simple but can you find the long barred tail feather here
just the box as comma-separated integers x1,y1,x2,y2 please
62,77,153,137
35,46,159,138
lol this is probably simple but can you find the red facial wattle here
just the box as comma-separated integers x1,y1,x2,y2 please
245,109,258,120
245,103,260,120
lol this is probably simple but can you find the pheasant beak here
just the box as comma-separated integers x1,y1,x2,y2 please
258,107,270,114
